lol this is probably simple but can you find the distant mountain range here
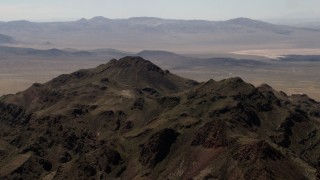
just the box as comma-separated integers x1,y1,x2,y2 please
0,17,319,52
272,19,320,30
0,17,314,34
0,46,268,67
0,34,16,44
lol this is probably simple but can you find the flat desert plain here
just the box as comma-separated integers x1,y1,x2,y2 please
1,48,320,101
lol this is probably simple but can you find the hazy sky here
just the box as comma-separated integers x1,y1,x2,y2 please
0,0,319,21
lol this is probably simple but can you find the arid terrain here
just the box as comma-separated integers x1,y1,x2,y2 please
1,46,320,101
231,48,320,59
1,15,320,179
1,17,320,100
1,17,320,52
1,57,320,179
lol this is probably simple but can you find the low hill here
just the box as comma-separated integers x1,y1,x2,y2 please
0,57,320,179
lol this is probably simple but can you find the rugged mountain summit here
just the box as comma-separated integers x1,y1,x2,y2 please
0,57,320,179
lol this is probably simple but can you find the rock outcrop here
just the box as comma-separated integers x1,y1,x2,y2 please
0,57,319,179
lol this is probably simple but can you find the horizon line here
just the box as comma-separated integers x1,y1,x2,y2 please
0,16,258,23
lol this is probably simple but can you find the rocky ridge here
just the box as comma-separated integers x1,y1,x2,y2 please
0,56,320,179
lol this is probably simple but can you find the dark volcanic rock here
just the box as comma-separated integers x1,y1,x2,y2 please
191,121,227,148
231,140,284,162
39,159,52,171
110,56,164,74
132,98,145,110
158,96,180,108
59,151,72,163
139,128,179,167
0,57,319,179
0,102,26,124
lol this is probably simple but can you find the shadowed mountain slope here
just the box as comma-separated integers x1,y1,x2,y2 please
0,57,320,179
0,34,16,44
